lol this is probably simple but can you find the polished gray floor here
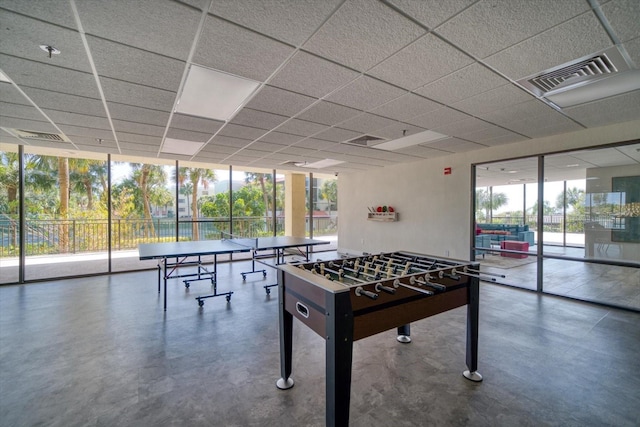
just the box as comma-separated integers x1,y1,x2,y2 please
1,254,639,426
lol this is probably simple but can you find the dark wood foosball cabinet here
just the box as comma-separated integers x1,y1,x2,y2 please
275,250,482,427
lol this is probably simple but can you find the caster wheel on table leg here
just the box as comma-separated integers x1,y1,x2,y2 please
242,274,246,281
184,282,190,288
198,300,204,307
226,295,231,302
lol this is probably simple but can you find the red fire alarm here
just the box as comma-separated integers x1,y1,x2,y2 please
444,167,452,175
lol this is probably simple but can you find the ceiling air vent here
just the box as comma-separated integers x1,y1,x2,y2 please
518,46,639,107
13,129,70,142
345,134,386,147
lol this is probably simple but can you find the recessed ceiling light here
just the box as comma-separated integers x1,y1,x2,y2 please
161,138,205,156
566,164,580,167
297,159,345,169
372,129,448,151
175,65,260,121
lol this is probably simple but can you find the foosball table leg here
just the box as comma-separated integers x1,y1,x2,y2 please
276,273,294,390
396,324,411,343
463,272,482,382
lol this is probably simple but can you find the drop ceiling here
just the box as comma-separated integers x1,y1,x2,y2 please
0,0,639,175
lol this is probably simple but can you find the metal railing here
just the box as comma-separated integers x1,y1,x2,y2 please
0,215,338,257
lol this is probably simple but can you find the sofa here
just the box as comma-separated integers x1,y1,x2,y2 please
477,223,535,246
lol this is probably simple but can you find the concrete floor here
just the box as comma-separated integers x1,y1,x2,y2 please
1,254,639,426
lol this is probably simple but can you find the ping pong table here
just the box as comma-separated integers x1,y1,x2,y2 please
138,235,329,310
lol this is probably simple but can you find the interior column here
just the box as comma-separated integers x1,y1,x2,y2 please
285,172,306,237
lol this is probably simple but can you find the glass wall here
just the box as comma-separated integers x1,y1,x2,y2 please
110,160,174,272
22,151,109,280
0,148,19,284
475,142,640,311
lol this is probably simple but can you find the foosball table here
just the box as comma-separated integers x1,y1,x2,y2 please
275,250,483,427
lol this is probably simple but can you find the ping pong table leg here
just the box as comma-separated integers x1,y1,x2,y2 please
163,258,168,311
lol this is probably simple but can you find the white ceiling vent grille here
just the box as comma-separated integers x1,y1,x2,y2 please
528,54,617,93
518,46,637,107
13,129,70,142
345,134,386,147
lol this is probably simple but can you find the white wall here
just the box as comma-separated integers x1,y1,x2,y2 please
338,119,640,260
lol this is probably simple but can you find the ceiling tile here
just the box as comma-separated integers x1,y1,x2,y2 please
293,138,339,150
245,85,317,117
247,141,288,153
193,16,294,81
479,99,559,128
107,103,170,127
422,137,484,152
303,0,426,71
276,119,328,137
0,0,77,28
229,108,288,130
623,36,640,65
601,0,640,42
170,114,223,134
456,124,522,143
75,0,201,60
166,128,213,143
394,145,448,158
58,125,114,140
117,132,162,145
325,76,406,111
0,11,91,73
373,123,425,140
0,102,47,121
416,62,509,104
269,51,359,98
257,131,303,145
210,0,342,46
101,77,176,111
314,127,362,143
0,83,30,106
485,12,612,81
369,34,474,90
113,120,165,137
0,55,99,98
25,88,105,117
0,116,57,134
338,113,397,134
435,0,591,59
370,93,440,121
218,123,267,141
297,101,361,126
88,36,185,92
405,106,472,129
44,110,110,129
451,84,536,116
387,0,476,29
564,90,640,128
208,135,253,148
432,117,492,137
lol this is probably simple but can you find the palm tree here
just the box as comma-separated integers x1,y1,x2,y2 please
245,172,272,230
320,179,337,214
556,187,585,213
131,164,167,237
176,167,216,240
69,159,106,211
475,189,508,222
0,152,19,215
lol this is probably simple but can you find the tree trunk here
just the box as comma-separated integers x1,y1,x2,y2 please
191,175,199,240
58,157,70,253
84,178,93,210
259,174,269,231
140,164,155,238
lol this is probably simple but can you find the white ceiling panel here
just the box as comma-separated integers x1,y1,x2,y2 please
257,132,304,145
416,62,509,104
313,127,363,143
229,108,289,131
370,93,440,122
218,124,268,141
436,0,591,59
194,16,295,81
25,89,105,117
485,12,612,80
88,36,185,91
269,51,359,98
210,0,342,46
245,85,317,117
600,0,640,42
44,110,110,129
0,102,47,121
75,0,201,60
297,101,361,126
564,90,640,128
100,78,176,111
303,0,425,71
387,0,476,30
451,85,536,117
369,33,474,90
406,107,473,129
113,120,165,137
325,76,406,111
423,137,485,152
170,114,223,134
338,113,397,134
275,119,328,137
107,103,170,127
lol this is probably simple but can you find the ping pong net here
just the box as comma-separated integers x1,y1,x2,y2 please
220,231,259,251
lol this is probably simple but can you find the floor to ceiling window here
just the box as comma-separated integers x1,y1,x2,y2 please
474,141,640,311
0,147,20,284
22,151,109,281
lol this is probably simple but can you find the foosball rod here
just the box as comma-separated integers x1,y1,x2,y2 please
379,252,457,268
462,267,506,278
